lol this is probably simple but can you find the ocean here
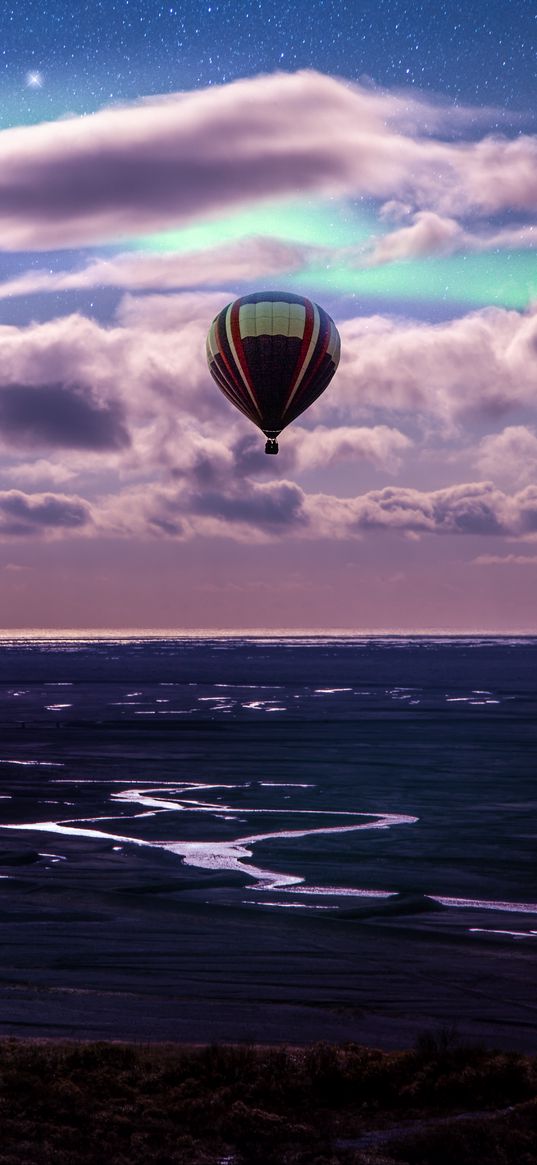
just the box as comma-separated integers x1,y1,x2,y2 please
0,633,535,1050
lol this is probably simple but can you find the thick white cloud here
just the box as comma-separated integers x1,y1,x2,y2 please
0,71,535,251
0,295,535,544
1,295,537,479
1,297,537,471
301,481,537,539
364,211,537,265
0,474,535,545
0,294,232,441
3,458,77,486
363,211,464,265
90,477,537,543
476,426,537,486
245,425,411,474
333,305,537,424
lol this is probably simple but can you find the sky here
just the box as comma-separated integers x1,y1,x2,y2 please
0,0,537,631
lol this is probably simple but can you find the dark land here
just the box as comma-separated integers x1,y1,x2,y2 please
0,1035,536,1164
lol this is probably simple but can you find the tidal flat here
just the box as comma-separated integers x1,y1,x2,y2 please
0,634,535,1051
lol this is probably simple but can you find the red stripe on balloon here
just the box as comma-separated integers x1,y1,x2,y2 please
294,315,330,402
211,316,260,425
286,296,314,405
230,300,261,416
214,311,240,389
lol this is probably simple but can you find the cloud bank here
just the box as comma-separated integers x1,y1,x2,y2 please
3,297,537,452
93,477,537,544
0,294,536,545
335,304,537,424
1,71,536,251
0,490,92,536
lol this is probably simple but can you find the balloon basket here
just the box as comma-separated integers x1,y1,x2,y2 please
265,439,279,455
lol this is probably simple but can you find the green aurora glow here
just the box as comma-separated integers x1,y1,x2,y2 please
134,199,537,311
134,197,374,252
289,251,537,310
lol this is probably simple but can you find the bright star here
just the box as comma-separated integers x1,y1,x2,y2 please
25,71,44,88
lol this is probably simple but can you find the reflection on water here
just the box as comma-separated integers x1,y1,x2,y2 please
4,779,417,897
4,775,537,929
0,632,535,723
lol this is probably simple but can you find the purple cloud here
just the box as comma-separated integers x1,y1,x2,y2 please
363,211,537,266
0,490,92,536
189,478,306,530
476,426,537,487
233,425,411,477
92,477,537,544
305,481,537,539
0,296,535,550
333,305,537,424
473,553,537,565
2,297,537,487
0,383,129,451
0,238,307,299
0,72,535,250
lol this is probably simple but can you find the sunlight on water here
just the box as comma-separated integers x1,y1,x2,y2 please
3,781,418,898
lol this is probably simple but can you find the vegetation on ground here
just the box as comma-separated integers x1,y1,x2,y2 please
0,1031,535,1164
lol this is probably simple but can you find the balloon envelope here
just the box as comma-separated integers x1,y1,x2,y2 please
206,291,340,441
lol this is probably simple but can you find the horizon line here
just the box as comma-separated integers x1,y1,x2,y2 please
0,627,536,640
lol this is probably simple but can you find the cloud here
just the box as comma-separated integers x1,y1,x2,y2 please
0,295,233,460
364,210,537,265
96,474,308,543
160,420,411,490
476,426,537,486
4,296,537,491
189,477,306,530
4,295,537,497
3,458,77,486
331,304,537,424
460,134,537,215
233,424,412,476
0,383,129,451
1,213,535,302
0,237,307,300
114,289,232,330
0,490,92,536
0,72,415,250
473,553,537,565
364,211,464,265
92,476,537,544
0,71,536,251
302,480,537,540
0,299,409,481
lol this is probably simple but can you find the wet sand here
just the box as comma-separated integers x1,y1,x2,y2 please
0,709,536,1052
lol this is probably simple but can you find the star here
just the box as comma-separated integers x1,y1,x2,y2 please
25,71,44,89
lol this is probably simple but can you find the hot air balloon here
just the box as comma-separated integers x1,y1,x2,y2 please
206,291,340,454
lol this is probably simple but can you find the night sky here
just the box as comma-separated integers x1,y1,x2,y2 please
5,0,536,117
0,0,536,630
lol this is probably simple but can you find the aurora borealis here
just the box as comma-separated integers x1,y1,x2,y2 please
0,0,536,630
136,201,537,313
